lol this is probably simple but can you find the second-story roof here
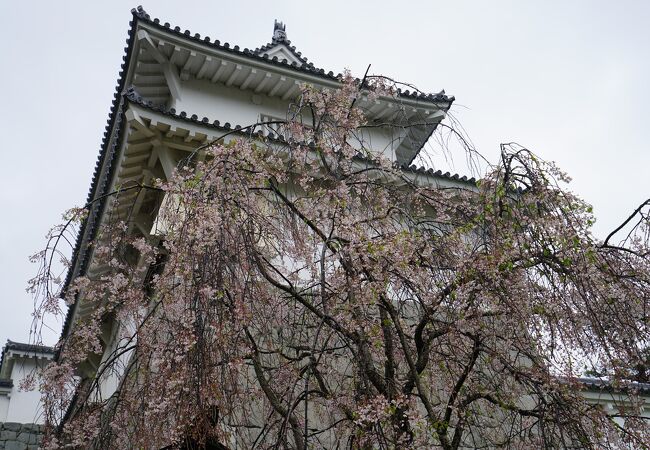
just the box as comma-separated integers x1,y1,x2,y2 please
0,340,55,380
129,6,454,104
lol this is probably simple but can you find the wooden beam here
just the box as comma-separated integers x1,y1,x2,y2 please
162,62,182,102
282,80,301,100
119,165,143,177
197,55,212,80
164,140,205,152
240,68,257,91
180,51,196,81
133,74,165,84
402,107,418,120
225,64,242,87
113,190,138,203
146,149,159,169
130,170,154,236
374,103,394,121
269,76,286,97
366,100,384,116
169,46,183,66
133,213,153,237
182,51,196,73
136,30,167,64
127,137,154,146
132,85,169,96
114,174,144,187
135,62,162,74
123,153,150,165
427,109,446,121
125,109,155,138
154,146,177,180
254,72,273,93
211,60,228,83
126,143,152,154
165,126,177,138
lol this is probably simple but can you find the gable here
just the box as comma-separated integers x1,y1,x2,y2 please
260,43,304,65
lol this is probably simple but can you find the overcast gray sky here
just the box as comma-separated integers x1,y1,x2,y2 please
1,0,648,347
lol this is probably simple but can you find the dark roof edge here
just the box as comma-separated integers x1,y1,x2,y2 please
577,377,650,395
1,340,56,376
3,340,55,355
399,163,477,185
59,10,141,343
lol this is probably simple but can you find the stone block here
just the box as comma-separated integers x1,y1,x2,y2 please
17,433,37,445
0,430,17,440
5,441,27,450
1,430,16,439
1,424,20,432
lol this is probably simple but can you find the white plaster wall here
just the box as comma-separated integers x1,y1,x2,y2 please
97,331,120,402
4,358,46,423
173,80,398,161
175,79,288,127
96,319,137,402
581,389,650,428
0,394,10,421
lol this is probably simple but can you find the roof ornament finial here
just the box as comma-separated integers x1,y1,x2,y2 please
273,20,287,42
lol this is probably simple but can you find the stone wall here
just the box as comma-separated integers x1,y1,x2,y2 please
0,423,43,450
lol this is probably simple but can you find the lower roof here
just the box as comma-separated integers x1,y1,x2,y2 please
0,340,55,379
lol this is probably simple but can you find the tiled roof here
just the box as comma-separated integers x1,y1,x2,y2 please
131,6,453,104
400,163,477,185
125,86,476,185
3,341,55,354
0,340,55,376
578,377,650,395
59,6,459,343
61,9,139,318
60,95,131,341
